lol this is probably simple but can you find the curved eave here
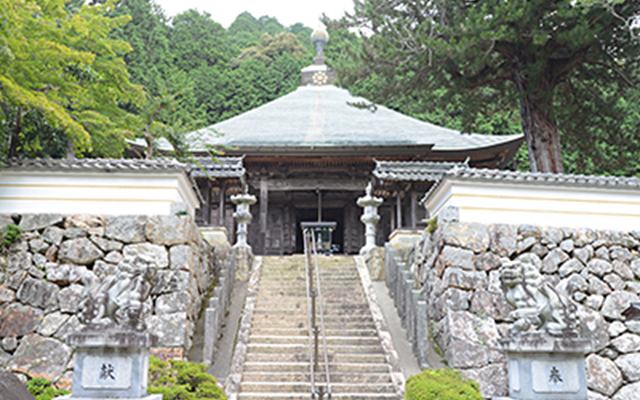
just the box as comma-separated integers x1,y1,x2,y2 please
430,134,525,169
196,143,436,158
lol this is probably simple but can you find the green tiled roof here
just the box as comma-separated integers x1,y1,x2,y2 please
188,85,523,153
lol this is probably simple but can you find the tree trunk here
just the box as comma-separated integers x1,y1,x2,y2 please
516,72,564,174
66,139,76,160
8,107,22,158
144,136,154,159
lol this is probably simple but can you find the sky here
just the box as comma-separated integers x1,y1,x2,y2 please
153,0,355,29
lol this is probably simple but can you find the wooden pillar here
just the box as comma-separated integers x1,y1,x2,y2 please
317,190,322,222
396,191,403,229
410,188,417,229
259,178,268,254
218,181,226,227
204,180,211,225
390,204,396,231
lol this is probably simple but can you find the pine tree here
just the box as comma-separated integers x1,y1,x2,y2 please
335,0,640,173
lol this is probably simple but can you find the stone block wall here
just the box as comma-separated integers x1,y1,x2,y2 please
388,220,640,399
0,213,228,388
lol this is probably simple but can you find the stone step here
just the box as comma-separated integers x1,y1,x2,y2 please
235,256,398,400
243,362,392,374
241,372,392,384
238,392,399,400
259,272,360,279
246,343,385,355
252,307,371,317
257,281,364,288
244,352,388,364
256,289,365,297
249,328,378,337
248,335,381,346
250,312,375,324
255,296,368,306
239,382,396,394
252,303,370,312
250,320,376,331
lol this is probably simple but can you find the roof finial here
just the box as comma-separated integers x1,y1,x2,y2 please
311,24,329,63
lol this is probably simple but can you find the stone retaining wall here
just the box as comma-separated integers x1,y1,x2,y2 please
0,213,230,388
387,219,640,400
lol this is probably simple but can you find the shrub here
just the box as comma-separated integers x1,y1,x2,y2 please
26,377,70,400
148,356,227,400
404,368,483,400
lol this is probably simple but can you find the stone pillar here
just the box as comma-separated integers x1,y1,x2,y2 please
357,184,383,255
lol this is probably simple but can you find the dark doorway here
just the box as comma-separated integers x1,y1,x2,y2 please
295,207,344,254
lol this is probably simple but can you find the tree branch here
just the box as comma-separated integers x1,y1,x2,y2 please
549,47,590,84
583,58,637,89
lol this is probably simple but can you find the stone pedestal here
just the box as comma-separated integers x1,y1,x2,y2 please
62,328,160,400
232,245,253,282
357,190,383,255
499,334,593,400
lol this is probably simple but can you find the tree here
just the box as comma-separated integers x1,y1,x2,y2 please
335,0,640,173
109,0,172,96
234,32,308,65
288,22,314,56
228,12,261,49
0,0,144,158
170,9,233,71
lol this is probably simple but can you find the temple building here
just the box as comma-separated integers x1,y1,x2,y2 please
128,28,524,255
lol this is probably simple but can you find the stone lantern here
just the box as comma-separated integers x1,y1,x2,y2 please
231,188,256,249
357,183,383,255
230,186,256,281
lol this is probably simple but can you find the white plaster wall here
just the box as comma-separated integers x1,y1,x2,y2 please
424,179,640,231
0,170,199,216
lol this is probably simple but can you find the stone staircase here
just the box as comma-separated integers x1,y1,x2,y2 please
237,255,400,400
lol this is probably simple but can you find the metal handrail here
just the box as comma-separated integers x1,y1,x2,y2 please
303,229,316,397
310,231,332,399
303,228,332,399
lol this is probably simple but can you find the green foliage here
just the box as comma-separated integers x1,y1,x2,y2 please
170,10,233,71
0,0,145,158
2,0,317,160
234,32,308,65
333,0,640,174
426,217,438,234
109,0,172,96
0,224,22,250
148,356,227,400
26,377,70,400
404,369,483,400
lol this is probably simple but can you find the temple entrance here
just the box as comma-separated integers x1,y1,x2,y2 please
295,207,344,254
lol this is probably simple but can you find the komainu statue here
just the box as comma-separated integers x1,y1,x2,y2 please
500,256,578,337
79,254,156,331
